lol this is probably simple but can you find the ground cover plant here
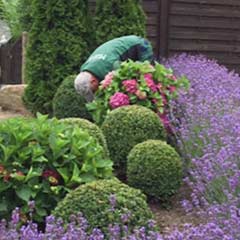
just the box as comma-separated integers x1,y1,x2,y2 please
0,114,112,222
53,178,154,236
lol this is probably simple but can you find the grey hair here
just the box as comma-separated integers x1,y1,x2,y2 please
74,72,94,102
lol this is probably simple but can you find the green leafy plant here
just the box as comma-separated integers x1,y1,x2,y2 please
23,0,95,114
53,178,154,235
60,117,110,158
127,140,183,201
53,75,92,120
94,0,146,46
87,60,189,126
1,0,22,39
101,105,166,177
0,114,113,222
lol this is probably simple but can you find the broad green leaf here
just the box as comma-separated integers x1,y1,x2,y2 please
16,185,32,202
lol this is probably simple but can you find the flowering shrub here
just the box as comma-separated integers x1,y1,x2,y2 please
0,202,160,240
0,114,112,222
87,60,189,125
163,54,240,238
53,178,154,236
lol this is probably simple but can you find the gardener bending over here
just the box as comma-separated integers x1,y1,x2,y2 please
74,35,154,102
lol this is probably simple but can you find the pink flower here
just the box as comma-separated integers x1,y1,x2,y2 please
144,73,157,92
109,92,130,109
135,90,147,100
101,71,114,89
169,85,176,93
122,79,138,93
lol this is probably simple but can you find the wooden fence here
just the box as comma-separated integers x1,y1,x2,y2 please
0,37,22,85
1,0,240,85
90,0,240,72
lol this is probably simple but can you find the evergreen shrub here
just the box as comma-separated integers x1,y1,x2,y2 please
127,140,182,201
53,75,92,120
94,0,146,46
23,0,94,114
53,178,153,235
101,105,166,176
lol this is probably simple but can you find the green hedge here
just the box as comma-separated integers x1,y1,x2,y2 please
101,105,166,177
53,75,92,120
23,0,94,114
53,178,153,235
127,140,183,201
94,0,146,46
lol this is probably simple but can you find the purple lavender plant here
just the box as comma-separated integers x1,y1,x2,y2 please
161,53,240,238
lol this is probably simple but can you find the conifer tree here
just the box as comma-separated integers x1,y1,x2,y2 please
23,0,94,114
94,0,146,46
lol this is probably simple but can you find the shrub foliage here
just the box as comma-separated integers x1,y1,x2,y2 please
127,140,182,201
0,114,112,222
53,75,92,120
94,0,146,46
101,105,166,176
53,178,153,235
23,0,94,114
60,117,110,158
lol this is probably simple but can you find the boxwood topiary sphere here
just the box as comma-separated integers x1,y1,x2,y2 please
53,178,153,235
53,75,92,120
127,140,182,201
60,118,110,158
101,105,166,176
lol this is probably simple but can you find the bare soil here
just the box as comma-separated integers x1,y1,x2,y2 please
0,108,24,120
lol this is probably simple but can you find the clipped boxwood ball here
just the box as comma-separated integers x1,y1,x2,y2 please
53,178,153,235
53,75,92,120
127,140,182,201
60,117,110,158
101,105,166,176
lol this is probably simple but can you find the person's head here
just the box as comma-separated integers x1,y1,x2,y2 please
74,72,99,102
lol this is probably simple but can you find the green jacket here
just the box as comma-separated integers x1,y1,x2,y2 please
80,35,153,81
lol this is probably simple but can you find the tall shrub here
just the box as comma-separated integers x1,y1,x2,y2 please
94,0,146,46
23,0,94,114
17,0,32,32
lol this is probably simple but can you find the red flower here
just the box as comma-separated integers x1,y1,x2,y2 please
42,169,60,186
0,165,5,174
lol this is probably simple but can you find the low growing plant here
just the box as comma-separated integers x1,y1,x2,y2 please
53,178,154,236
0,202,160,240
87,60,189,126
0,114,112,222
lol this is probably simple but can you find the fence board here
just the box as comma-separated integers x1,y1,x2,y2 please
0,38,22,84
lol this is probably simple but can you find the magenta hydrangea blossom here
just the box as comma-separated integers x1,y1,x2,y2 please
122,79,138,93
109,92,130,109
101,71,114,89
144,73,158,92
